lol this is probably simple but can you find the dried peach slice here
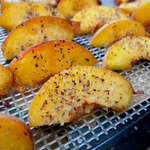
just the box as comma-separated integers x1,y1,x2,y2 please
57,0,99,19
119,2,139,15
132,0,150,26
8,40,97,92
1,16,80,60
0,113,34,150
72,5,130,35
0,2,65,30
89,20,146,48
102,36,150,70
1,0,59,13
0,65,13,95
29,66,133,127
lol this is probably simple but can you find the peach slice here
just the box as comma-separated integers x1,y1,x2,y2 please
0,65,13,95
132,0,150,26
102,36,150,70
72,5,130,35
1,0,59,13
0,113,34,150
114,0,131,6
0,2,65,30
89,20,147,48
57,0,99,19
28,66,134,127
8,40,98,92
119,2,139,15
1,16,80,60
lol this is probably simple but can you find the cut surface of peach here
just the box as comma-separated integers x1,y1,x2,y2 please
132,0,150,26
0,2,65,30
1,16,80,60
0,65,13,95
29,66,134,127
89,20,147,47
57,0,99,19
8,40,98,92
1,0,59,13
102,36,150,70
0,113,34,150
73,5,130,35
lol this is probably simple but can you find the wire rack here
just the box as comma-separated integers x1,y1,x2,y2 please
0,0,150,149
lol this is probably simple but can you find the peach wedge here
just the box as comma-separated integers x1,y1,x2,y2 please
1,16,80,60
57,0,99,19
89,20,147,48
8,40,98,92
0,113,34,150
72,5,130,35
0,65,13,95
132,0,150,26
102,36,150,70
114,0,130,6
0,2,65,30
1,0,59,13
29,66,134,127
119,2,139,15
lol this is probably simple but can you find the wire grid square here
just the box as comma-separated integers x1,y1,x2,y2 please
0,0,150,149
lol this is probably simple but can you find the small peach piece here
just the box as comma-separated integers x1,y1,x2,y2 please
132,0,150,26
0,113,34,150
114,0,130,6
0,2,65,30
119,2,139,15
57,0,99,19
0,65,13,95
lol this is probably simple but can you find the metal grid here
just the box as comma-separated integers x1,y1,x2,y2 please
0,0,150,149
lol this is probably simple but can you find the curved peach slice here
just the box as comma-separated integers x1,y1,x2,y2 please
89,20,146,48
57,0,99,19
1,0,59,13
8,40,98,92
0,2,65,30
114,0,130,6
0,65,13,95
119,2,139,15
102,36,150,70
29,66,133,127
0,113,34,150
132,0,150,26
72,5,130,35
1,16,80,60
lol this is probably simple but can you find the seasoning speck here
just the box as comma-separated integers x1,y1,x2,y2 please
62,112,65,117
35,63,38,67
15,55,18,59
74,107,77,111
85,58,89,61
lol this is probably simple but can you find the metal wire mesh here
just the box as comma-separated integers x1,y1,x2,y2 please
0,0,150,149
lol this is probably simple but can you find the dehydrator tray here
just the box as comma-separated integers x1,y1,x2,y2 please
0,0,150,149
